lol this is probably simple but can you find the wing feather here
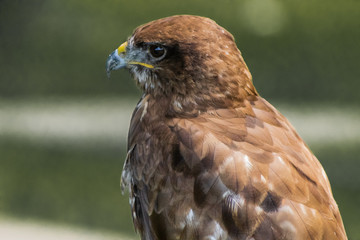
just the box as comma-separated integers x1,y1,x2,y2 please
169,96,346,239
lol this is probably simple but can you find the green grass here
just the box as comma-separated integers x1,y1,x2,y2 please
0,138,359,239
0,138,136,237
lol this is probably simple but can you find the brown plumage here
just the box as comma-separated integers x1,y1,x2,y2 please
106,15,347,239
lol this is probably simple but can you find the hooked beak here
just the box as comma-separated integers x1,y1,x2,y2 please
106,41,128,78
106,41,155,78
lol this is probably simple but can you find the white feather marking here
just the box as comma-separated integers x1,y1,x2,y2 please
310,208,317,216
205,222,225,240
137,69,148,84
186,209,195,223
261,174,266,183
280,221,297,234
128,36,135,47
131,66,158,91
173,100,183,110
219,156,234,173
136,99,143,108
221,190,231,199
279,205,294,215
213,222,223,235
277,155,285,165
255,206,263,215
235,194,245,207
244,155,253,171
140,100,148,121
299,204,307,215
321,168,328,180
129,196,135,206
223,191,245,207
204,237,217,240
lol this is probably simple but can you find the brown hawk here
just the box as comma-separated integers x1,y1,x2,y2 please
106,15,347,240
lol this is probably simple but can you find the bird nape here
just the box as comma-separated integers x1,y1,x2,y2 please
106,15,347,240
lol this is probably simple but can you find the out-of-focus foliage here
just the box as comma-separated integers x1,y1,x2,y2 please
0,1,359,239
0,0,359,102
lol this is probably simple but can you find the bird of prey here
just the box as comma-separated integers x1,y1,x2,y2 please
106,15,347,240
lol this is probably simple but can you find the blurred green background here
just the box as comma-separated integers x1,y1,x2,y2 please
0,0,359,239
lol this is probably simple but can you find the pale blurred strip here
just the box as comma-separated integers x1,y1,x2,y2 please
0,217,134,240
0,98,136,148
0,98,359,147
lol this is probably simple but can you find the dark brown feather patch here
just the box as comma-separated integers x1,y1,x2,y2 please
260,192,282,213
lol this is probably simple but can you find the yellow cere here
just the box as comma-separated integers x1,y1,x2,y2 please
116,41,154,68
128,61,154,69
117,41,128,54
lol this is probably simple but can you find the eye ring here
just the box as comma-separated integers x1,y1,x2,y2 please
148,45,167,60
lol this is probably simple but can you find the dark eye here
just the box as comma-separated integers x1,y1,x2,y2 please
148,45,167,60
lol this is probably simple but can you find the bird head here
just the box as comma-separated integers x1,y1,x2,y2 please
106,15,257,109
